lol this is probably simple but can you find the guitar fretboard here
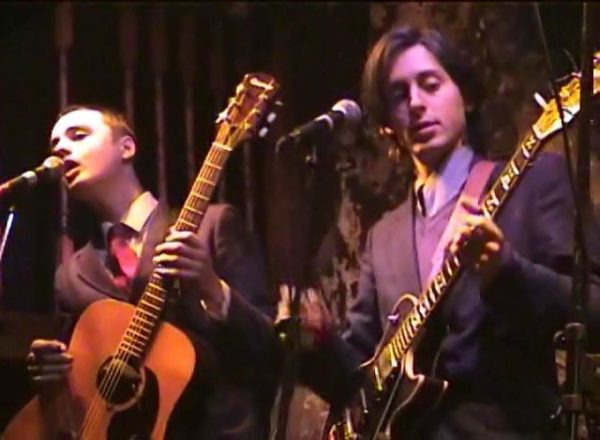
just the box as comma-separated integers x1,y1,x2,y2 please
117,143,233,362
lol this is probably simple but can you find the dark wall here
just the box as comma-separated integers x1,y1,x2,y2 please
0,2,371,313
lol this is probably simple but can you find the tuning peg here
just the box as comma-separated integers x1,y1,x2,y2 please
258,127,270,138
266,112,277,124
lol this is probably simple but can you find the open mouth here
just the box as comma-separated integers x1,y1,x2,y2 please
62,159,80,184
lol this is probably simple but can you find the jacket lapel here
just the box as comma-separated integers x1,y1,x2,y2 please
75,242,127,301
387,193,422,298
130,202,171,299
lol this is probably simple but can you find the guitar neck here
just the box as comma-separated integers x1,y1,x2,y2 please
372,130,545,381
116,141,233,363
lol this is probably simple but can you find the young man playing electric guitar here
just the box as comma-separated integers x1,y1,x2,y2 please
296,26,600,439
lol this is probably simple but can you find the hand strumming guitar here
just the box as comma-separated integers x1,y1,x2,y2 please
27,339,73,392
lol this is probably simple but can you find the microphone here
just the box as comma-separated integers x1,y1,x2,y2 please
276,99,362,150
0,156,64,200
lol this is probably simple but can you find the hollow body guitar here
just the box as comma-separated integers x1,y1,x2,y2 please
2,72,280,439
325,58,600,440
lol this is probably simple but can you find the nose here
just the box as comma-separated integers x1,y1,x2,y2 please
408,85,425,113
51,139,72,159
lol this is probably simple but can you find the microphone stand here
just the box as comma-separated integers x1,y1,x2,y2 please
0,206,17,308
534,3,597,438
563,4,596,439
271,139,326,440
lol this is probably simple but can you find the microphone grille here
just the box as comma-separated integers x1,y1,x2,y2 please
332,99,362,124
42,156,65,178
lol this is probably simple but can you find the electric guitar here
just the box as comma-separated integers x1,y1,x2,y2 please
325,55,600,440
3,72,280,439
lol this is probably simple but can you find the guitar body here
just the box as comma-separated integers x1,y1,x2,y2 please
325,348,447,440
325,295,448,440
3,299,196,439
385,350,448,439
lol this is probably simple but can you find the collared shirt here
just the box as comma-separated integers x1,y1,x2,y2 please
100,191,231,320
100,191,159,257
414,145,474,218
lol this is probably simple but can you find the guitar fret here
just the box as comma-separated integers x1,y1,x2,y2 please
140,294,162,309
198,177,216,187
123,335,146,349
119,344,143,358
396,332,407,352
183,204,204,216
388,346,398,368
143,290,165,304
204,161,223,170
177,218,195,229
402,322,413,340
118,346,141,359
147,282,167,294
140,300,161,312
135,308,157,321
393,336,403,359
211,141,233,152
373,365,384,392
191,190,210,202
128,326,152,342
120,339,143,354
129,322,151,337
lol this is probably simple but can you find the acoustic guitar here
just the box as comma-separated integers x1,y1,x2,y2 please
3,72,280,439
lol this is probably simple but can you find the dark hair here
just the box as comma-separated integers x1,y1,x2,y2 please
361,26,485,155
56,104,137,146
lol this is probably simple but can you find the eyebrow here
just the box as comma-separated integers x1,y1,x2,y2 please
388,68,443,88
49,125,91,148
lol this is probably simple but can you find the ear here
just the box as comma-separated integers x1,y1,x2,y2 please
119,135,136,161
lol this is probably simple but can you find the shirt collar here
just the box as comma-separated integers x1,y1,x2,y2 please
101,191,159,238
414,145,474,217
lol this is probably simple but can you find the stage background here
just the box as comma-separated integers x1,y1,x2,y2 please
0,2,598,438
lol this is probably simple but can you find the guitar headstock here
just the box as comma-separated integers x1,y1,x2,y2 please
214,73,281,149
532,51,600,140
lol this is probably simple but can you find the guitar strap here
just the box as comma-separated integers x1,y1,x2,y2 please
425,158,496,286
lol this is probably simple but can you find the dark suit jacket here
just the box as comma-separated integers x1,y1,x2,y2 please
56,202,277,439
302,152,600,435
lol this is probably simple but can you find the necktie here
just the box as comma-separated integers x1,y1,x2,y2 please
107,223,138,291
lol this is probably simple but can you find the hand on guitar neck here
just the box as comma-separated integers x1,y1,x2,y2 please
447,197,506,287
154,226,228,319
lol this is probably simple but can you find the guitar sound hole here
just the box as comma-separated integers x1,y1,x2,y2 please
96,356,143,407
